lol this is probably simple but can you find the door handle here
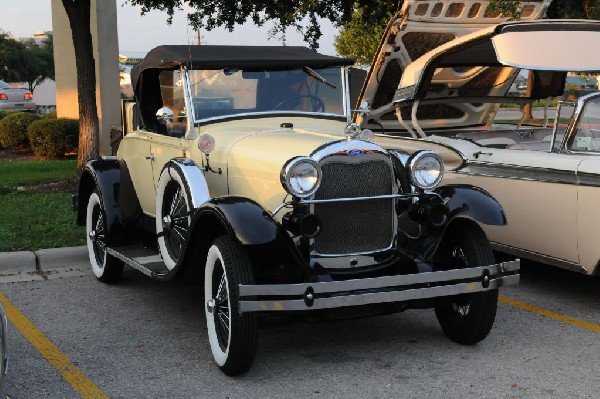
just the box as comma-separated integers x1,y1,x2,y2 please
145,154,155,161
473,151,492,159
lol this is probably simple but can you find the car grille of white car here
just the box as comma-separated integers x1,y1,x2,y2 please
313,154,395,255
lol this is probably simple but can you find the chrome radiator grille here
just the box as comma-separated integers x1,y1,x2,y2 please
313,154,395,255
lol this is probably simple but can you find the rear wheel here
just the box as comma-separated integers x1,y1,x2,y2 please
86,191,124,283
434,224,498,345
204,236,258,375
156,168,192,270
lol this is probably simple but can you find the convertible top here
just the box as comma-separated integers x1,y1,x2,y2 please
131,45,354,91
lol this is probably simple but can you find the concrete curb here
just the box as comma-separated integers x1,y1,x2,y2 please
0,246,88,274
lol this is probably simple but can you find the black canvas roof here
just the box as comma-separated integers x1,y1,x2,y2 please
131,45,354,90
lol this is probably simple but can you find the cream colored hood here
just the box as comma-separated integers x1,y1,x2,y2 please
224,117,345,212
359,0,551,134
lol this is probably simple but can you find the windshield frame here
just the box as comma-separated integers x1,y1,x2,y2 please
182,66,351,126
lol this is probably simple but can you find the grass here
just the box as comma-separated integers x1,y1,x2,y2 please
0,159,85,252
0,159,77,190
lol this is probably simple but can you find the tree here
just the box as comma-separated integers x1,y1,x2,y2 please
21,34,55,93
334,2,396,66
127,0,398,50
0,31,34,83
0,32,55,93
60,0,99,172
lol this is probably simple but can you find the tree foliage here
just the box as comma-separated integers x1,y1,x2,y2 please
334,2,396,66
0,31,55,93
127,0,403,50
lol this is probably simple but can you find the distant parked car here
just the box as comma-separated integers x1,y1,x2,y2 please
357,0,600,276
0,80,35,112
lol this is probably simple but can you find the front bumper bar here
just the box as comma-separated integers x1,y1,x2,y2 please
238,260,519,312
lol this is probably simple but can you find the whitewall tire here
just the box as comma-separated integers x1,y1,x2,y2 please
204,236,258,375
86,191,124,283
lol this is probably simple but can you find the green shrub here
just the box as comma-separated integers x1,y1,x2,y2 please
41,111,57,119
0,111,40,147
27,118,79,158
0,111,10,121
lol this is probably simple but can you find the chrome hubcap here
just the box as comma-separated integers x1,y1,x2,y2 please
206,298,216,314
162,215,172,230
88,230,97,242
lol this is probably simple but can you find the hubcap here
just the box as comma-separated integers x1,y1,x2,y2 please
206,298,216,314
162,215,172,230
88,230,97,242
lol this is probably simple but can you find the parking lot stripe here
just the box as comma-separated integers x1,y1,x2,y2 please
499,295,600,333
0,292,109,399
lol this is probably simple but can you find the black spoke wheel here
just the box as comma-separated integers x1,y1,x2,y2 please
205,236,258,375
156,167,194,270
434,224,498,345
85,191,124,283
162,181,190,262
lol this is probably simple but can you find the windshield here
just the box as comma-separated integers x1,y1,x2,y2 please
187,67,345,122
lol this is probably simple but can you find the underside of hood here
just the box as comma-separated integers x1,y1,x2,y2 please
359,0,552,134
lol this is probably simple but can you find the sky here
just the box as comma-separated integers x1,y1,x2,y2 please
1,1,338,57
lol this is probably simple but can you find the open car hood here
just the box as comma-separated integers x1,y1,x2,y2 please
359,0,559,132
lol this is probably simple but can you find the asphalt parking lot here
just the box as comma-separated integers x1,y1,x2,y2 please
0,258,598,399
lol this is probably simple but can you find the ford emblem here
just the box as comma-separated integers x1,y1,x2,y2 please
347,149,364,156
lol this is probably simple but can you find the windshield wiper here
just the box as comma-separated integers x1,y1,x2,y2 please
303,66,336,89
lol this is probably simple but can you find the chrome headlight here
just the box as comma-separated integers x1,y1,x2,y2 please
407,150,444,190
281,157,322,198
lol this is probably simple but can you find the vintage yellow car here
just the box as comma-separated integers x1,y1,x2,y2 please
74,45,519,375
358,0,600,276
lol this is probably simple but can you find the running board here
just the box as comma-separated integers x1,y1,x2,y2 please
106,245,169,278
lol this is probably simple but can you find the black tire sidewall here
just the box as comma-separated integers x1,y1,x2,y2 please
435,224,498,345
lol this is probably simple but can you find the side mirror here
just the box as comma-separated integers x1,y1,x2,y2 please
156,107,174,125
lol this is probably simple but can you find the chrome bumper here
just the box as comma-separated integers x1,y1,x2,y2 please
238,260,519,313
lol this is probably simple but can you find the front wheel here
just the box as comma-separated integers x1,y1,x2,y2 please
204,236,258,375
86,191,124,283
434,224,498,345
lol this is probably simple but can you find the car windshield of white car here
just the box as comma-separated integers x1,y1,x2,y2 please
188,67,344,121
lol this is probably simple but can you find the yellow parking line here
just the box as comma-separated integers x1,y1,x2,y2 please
499,295,600,333
0,292,108,399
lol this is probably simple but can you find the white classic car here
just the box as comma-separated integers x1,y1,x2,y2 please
75,45,519,374
358,0,600,275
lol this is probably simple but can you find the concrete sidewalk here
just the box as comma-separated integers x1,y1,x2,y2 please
0,246,89,274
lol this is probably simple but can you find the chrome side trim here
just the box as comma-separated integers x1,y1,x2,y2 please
491,243,589,275
238,260,520,312
458,162,578,185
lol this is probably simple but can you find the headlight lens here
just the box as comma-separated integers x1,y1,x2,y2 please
408,151,444,190
281,157,322,198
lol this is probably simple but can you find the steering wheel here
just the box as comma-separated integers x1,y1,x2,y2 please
274,95,325,112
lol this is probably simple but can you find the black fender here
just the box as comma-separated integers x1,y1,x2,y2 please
76,158,142,245
435,184,506,226
180,196,309,278
399,184,505,261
